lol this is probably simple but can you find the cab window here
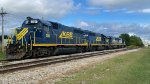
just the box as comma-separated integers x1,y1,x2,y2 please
51,22,59,29
43,24,49,32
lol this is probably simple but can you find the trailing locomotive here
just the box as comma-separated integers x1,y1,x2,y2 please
6,17,125,60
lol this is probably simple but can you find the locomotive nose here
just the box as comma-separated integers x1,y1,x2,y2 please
6,44,26,60
16,28,28,41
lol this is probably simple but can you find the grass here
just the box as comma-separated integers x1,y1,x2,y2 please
55,48,150,84
0,51,5,60
0,46,5,60
127,45,142,49
0,44,6,60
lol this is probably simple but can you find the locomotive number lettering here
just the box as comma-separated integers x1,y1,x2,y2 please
96,37,101,41
106,39,109,42
59,31,73,39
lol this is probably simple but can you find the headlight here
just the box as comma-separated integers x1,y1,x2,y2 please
25,20,29,24
31,20,38,23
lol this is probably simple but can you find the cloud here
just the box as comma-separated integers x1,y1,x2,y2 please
78,21,89,27
139,8,150,13
0,0,78,34
88,0,150,13
126,8,150,14
76,21,150,44
0,0,76,18
128,32,136,36
142,39,150,46
88,0,129,8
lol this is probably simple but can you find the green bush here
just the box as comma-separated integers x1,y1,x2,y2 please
119,33,144,47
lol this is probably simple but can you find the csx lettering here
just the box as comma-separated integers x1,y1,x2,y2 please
59,31,73,39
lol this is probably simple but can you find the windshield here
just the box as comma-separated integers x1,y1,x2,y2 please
22,19,41,28
25,19,38,25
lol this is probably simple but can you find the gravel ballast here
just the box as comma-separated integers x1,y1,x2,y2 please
0,49,140,84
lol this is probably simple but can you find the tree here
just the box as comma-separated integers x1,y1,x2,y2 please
0,35,8,42
119,33,144,47
119,33,130,46
130,36,144,47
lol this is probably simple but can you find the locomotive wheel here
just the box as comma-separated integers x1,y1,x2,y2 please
32,49,37,58
76,47,83,53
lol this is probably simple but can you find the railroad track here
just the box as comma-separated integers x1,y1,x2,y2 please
0,48,127,73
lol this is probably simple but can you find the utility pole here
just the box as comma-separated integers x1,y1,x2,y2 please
42,17,44,20
0,8,7,53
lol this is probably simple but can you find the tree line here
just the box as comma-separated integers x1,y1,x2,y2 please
0,35,9,42
119,33,144,47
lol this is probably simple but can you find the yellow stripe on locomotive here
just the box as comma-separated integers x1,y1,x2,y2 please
16,28,28,40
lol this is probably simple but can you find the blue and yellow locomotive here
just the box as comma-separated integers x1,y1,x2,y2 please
6,17,125,60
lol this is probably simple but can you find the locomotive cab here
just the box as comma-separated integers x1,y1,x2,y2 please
6,17,54,60
6,17,47,59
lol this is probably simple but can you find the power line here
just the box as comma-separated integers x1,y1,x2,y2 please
0,7,7,53
8,13,25,20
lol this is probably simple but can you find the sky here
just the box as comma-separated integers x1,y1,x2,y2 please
0,0,150,45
